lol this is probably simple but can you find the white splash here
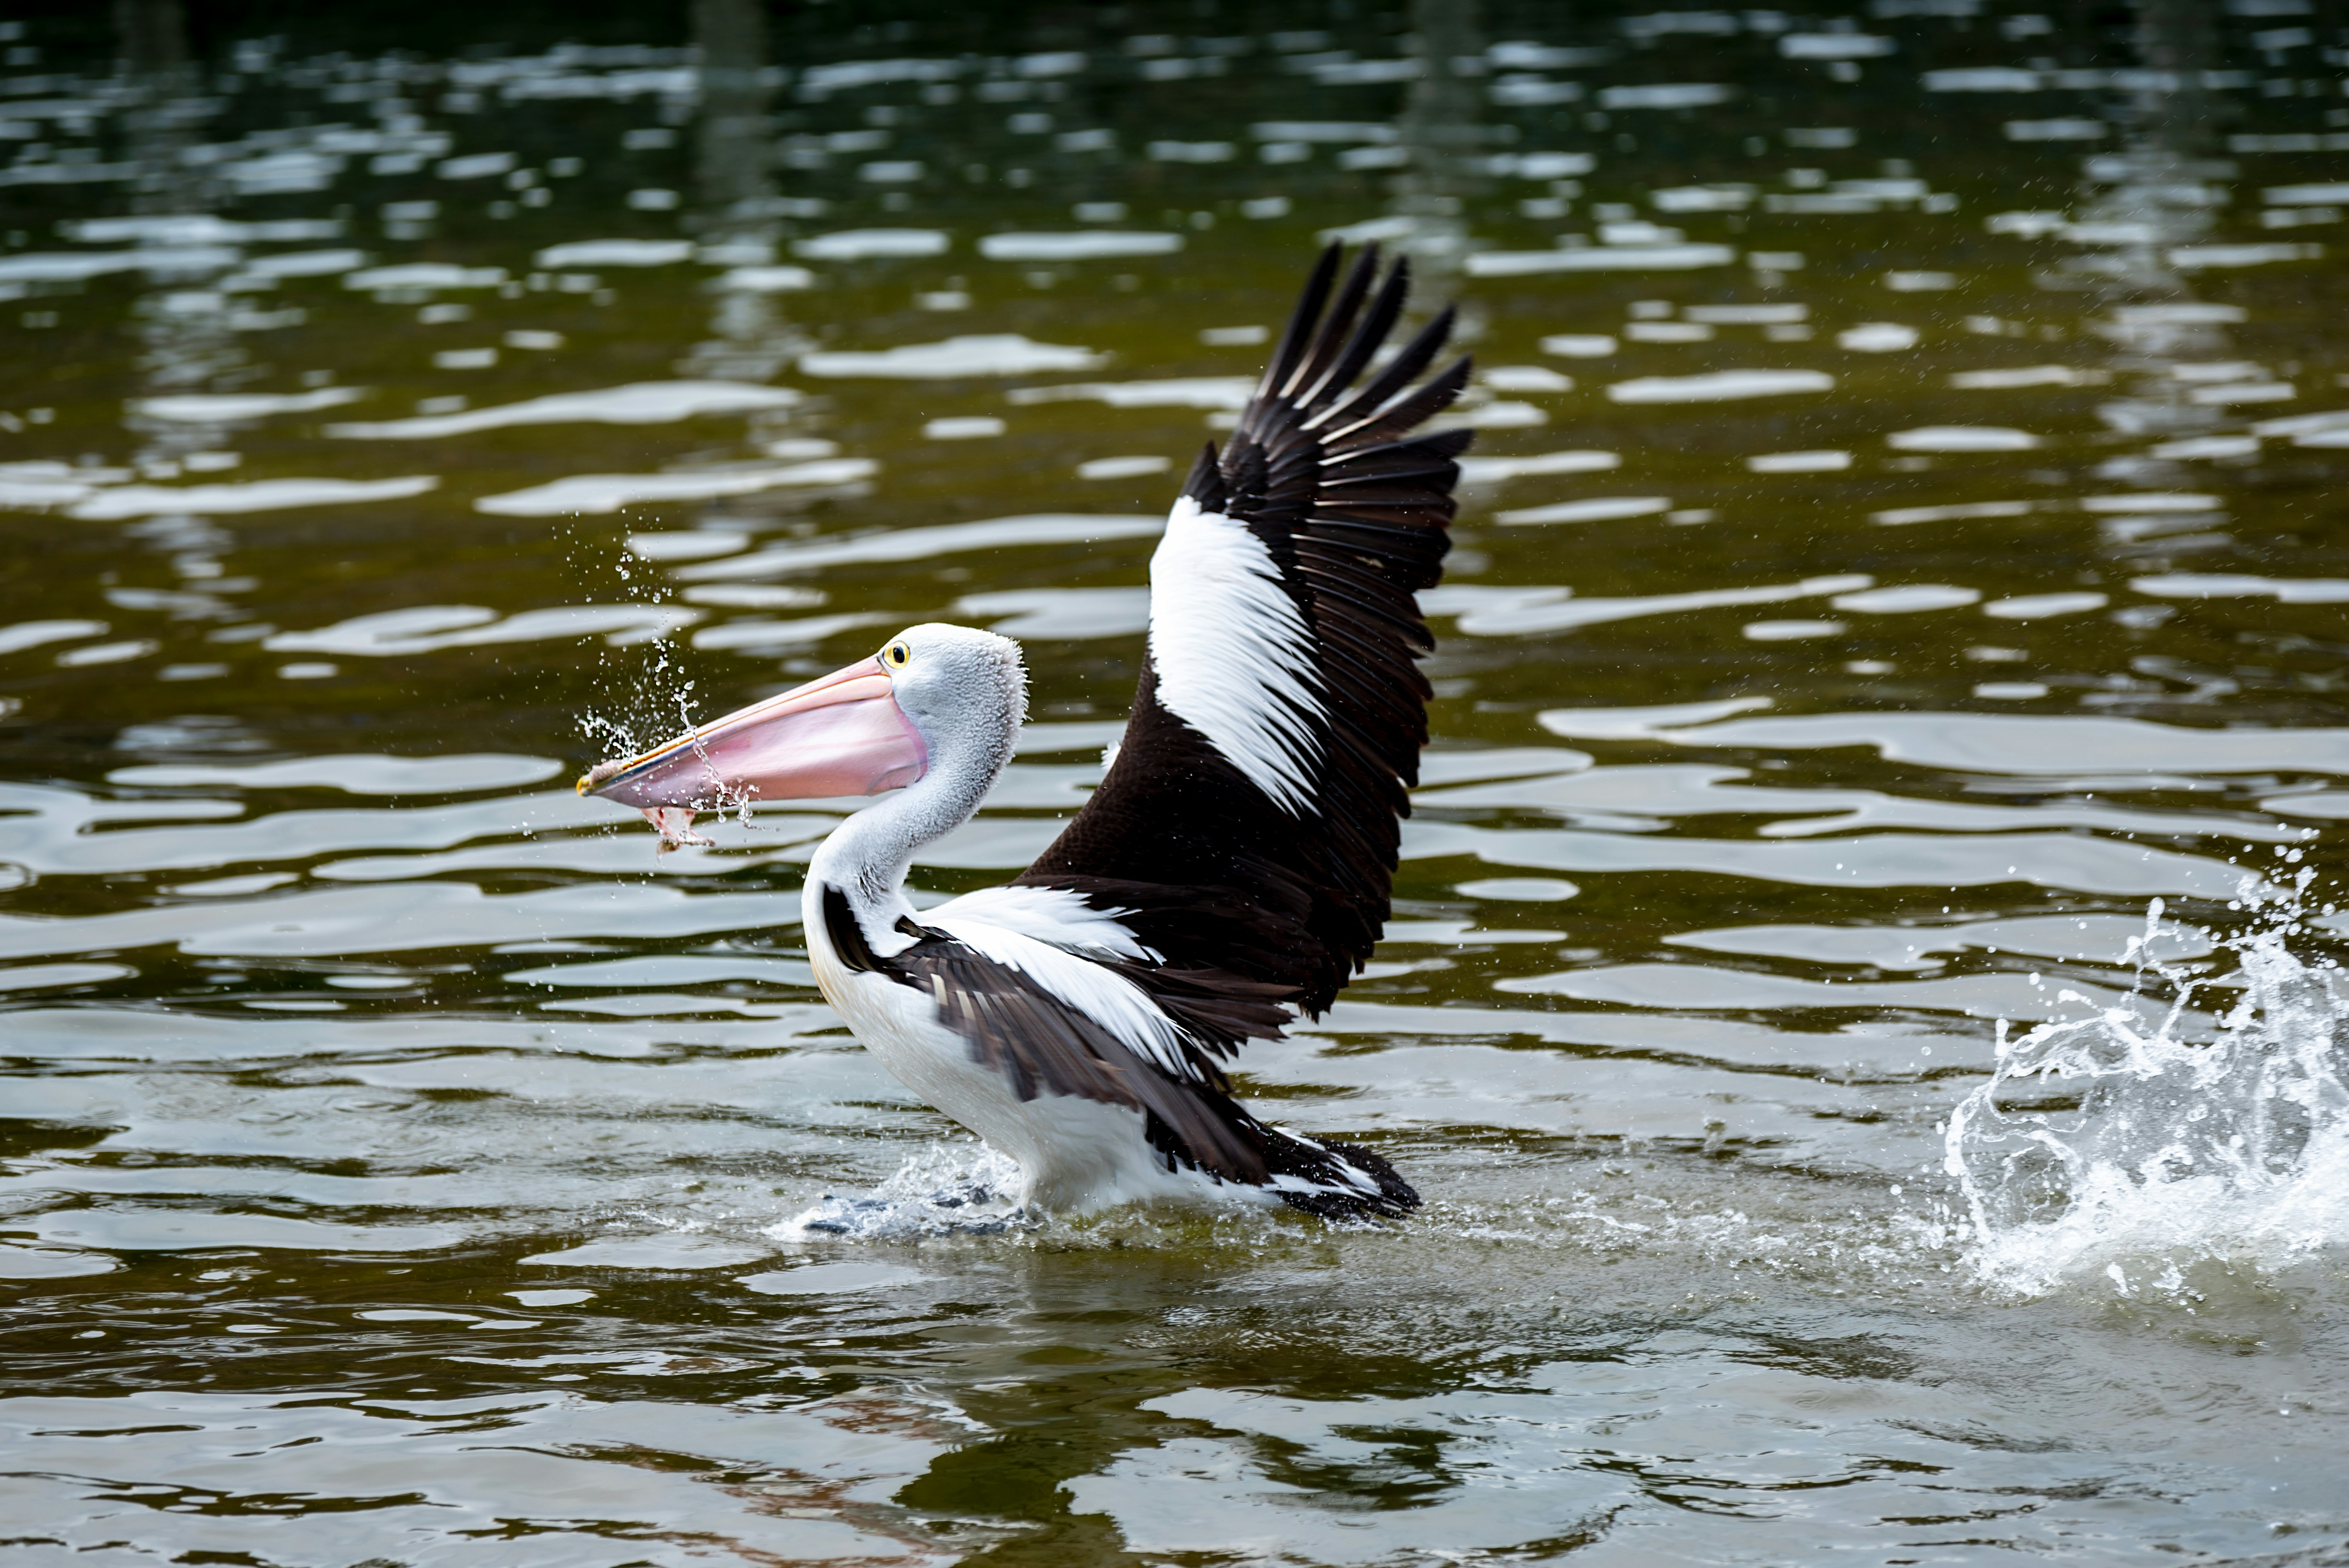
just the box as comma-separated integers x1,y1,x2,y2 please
775,1144,1032,1241
1944,884,2349,1298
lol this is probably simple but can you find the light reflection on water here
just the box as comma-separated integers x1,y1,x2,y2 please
3,0,2349,1561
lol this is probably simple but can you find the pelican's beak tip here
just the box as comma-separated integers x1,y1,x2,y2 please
577,757,630,798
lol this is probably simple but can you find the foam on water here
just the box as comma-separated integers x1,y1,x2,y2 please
1943,886,2349,1298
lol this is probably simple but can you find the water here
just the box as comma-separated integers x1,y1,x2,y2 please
5,1,2349,1560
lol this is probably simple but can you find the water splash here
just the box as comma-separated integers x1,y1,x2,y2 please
576,631,700,762
1944,884,2349,1298
566,514,706,770
774,1144,1034,1241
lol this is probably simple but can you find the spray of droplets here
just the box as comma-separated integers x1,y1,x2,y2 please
565,512,704,765
1939,873,2349,1299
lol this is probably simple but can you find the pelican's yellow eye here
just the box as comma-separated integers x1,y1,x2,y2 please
886,642,910,667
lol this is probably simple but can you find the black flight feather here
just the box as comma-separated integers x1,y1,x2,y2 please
1019,242,1467,1025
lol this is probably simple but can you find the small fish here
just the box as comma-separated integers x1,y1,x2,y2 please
645,805,711,850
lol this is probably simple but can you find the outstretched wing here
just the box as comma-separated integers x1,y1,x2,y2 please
1016,244,1469,1017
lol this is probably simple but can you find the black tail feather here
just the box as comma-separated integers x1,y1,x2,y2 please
1142,1098,1420,1220
1269,1136,1421,1221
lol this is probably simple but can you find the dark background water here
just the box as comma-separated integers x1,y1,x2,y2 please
3,1,2348,1562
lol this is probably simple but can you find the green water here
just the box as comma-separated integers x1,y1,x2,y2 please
4,2,2349,1563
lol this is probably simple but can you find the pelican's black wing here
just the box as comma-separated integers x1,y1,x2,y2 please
1014,244,1469,1017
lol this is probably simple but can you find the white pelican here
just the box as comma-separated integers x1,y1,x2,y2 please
582,245,1469,1219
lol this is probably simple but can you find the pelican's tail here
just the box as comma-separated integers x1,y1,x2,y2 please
1255,1126,1422,1221
1128,1062,1423,1221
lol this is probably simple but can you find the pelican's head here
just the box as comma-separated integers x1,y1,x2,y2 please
579,624,1026,843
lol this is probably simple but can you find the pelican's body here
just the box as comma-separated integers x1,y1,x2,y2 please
803,883,1245,1211
583,246,1469,1219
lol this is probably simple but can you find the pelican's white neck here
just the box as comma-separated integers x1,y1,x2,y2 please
807,704,1014,935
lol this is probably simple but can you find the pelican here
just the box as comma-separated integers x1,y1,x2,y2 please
581,246,1469,1219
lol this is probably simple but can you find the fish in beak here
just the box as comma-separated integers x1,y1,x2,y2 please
577,654,928,848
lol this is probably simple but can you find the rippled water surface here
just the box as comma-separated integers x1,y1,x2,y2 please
5,2,2349,1562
